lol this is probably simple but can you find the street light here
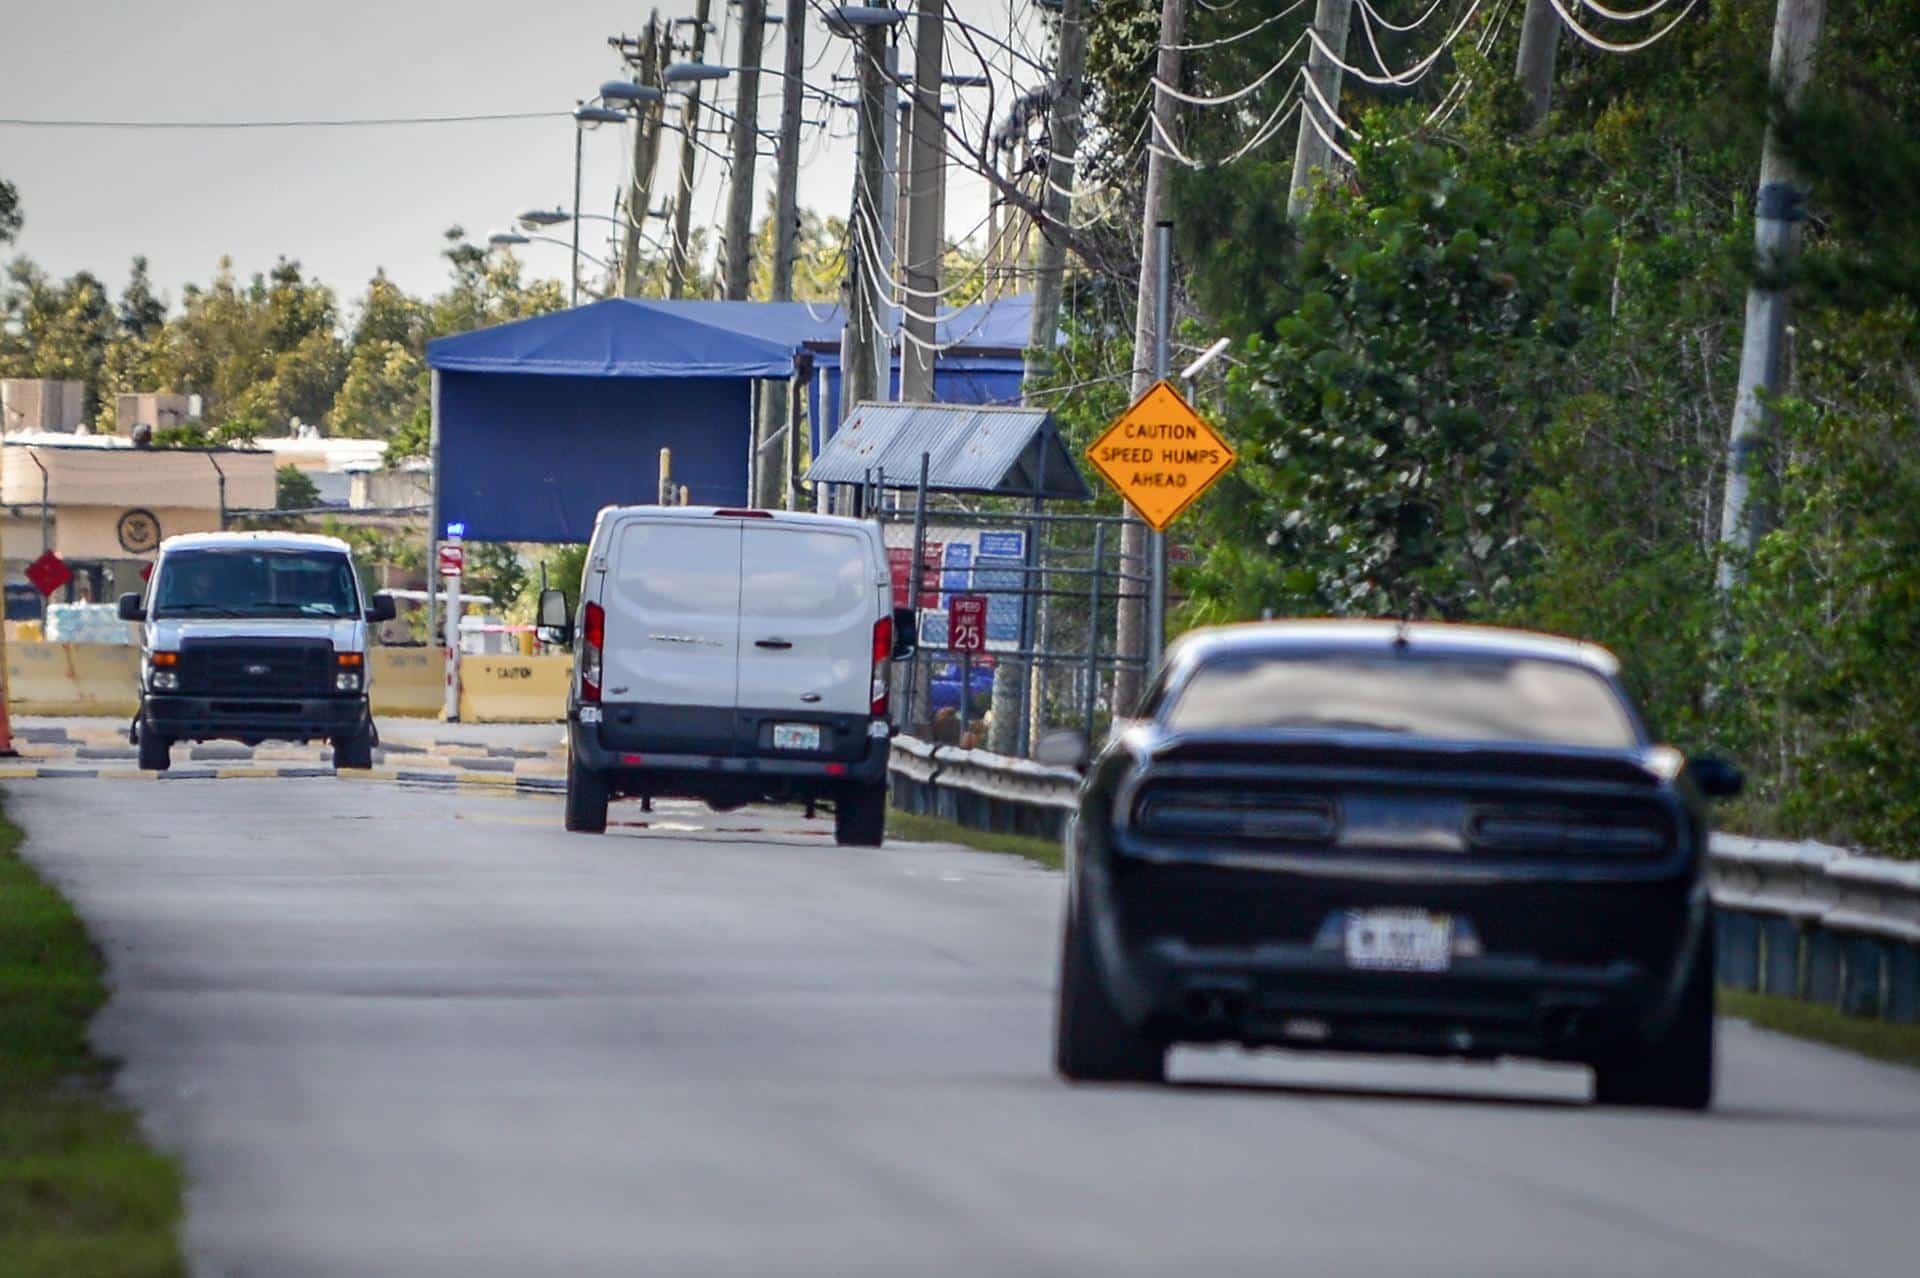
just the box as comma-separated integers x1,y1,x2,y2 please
518,207,571,229
664,61,732,86
488,230,613,272
825,5,909,35
570,103,630,307
600,80,665,107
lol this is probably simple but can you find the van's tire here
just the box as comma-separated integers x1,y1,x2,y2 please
137,729,172,773
834,782,887,847
1593,914,1715,1111
1055,899,1166,1084
331,728,375,771
565,754,610,834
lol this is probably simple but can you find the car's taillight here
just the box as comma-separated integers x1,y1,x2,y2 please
580,601,605,703
870,614,891,717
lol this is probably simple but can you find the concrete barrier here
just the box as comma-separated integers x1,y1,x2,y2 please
371,648,446,719
7,642,140,717
458,654,571,723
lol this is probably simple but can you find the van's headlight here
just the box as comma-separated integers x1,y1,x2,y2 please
335,671,362,692
149,652,179,691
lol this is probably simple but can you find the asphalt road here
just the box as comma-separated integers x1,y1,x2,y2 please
12,779,1920,1277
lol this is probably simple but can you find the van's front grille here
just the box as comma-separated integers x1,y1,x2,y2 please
178,639,334,698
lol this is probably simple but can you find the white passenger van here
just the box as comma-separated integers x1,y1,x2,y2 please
539,507,915,844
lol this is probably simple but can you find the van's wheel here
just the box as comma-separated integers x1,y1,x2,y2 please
137,729,172,773
833,782,886,847
565,753,609,833
331,727,375,770
1055,898,1166,1084
1593,913,1716,1111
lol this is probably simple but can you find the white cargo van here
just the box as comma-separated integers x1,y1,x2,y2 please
539,507,915,844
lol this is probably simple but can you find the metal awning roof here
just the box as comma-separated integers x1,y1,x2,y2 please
804,402,1091,501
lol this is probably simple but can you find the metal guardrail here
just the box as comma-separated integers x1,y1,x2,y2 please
887,736,1920,1024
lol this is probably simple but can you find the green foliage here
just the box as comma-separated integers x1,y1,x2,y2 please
463,542,530,618
274,464,320,511
0,176,19,244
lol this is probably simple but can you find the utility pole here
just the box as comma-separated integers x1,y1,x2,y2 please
1717,0,1826,594
619,14,668,296
1022,0,1088,395
1116,0,1184,714
1287,0,1354,222
668,0,714,299
900,0,947,402
844,20,892,411
1513,0,1562,129
757,0,807,508
722,0,767,299
877,44,901,402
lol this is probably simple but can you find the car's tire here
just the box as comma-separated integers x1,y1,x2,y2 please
1593,912,1715,1111
1054,899,1167,1084
137,728,172,773
564,752,609,834
834,782,887,847
331,727,375,771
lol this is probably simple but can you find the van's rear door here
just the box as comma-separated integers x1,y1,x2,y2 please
735,521,877,731
598,514,742,752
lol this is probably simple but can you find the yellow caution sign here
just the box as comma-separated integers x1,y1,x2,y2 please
1084,379,1236,532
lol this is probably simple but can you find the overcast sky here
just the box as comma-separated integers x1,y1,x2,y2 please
1,0,1050,315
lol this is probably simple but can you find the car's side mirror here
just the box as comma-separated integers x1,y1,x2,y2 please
117,592,146,622
891,606,918,660
1690,755,1745,799
364,592,397,624
536,588,573,647
1034,728,1090,772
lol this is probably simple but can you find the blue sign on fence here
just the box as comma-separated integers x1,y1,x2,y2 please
977,530,1026,559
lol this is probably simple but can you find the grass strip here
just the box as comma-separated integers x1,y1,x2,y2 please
1719,988,1920,1071
887,807,1065,870
0,800,185,1277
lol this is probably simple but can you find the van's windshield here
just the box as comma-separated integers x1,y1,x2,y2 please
152,549,360,619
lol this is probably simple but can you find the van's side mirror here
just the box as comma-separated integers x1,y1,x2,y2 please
1034,728,1090,772
1690,755,1745,799
890,606,918,660
117,592,146,622
537,588,573,646
365,592,397,624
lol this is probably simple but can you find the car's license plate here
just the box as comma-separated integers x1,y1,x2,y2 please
772,723,822,751
1345,910,1453,972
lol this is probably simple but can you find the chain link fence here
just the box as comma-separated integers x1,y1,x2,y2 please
875,500,1147,757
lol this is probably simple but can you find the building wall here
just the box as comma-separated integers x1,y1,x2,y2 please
114,393,195,437
1,379,88,434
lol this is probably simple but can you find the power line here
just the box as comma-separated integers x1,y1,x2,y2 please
0,111,567,130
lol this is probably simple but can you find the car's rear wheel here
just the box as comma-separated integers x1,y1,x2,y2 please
565,752,609,833
1054,899,1166,1084
1593,912,1715,1111
834,781,886,847
331,727,375,770
137,728,171,773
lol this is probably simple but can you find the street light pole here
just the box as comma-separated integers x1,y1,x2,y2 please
723,0,767,299
900,0,946,403
571,118,586,306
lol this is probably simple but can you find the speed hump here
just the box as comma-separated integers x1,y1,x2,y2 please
1084,379,1236,531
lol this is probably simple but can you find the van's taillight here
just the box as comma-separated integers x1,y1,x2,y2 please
870,614,892,718
580,601,605,703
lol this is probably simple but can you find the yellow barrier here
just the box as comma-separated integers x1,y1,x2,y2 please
458,654,572,723
7,642,141,717
4,642,569,724
371,647,446,719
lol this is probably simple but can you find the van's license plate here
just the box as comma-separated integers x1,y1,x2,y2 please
1344,910,1452,972
772,723,822,751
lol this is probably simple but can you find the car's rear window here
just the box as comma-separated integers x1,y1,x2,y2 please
1162,650,1641,749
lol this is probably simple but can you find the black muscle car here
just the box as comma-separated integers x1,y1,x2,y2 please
1050,621,1743,1108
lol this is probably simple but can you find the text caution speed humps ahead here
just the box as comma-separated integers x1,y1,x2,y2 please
1085,380,1236,532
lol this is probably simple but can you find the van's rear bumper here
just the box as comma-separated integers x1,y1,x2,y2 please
568,715,890,799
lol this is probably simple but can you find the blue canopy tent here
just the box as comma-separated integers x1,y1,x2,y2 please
425,296,1033,544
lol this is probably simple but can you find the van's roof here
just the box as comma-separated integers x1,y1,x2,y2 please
598,506,878,533
159,531,353,555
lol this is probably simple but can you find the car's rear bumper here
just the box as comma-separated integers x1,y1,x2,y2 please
1085,857,1709,1061
142,693,369,743
568,715,890,801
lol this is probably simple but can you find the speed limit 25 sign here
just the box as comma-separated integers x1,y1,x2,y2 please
948,594,988,654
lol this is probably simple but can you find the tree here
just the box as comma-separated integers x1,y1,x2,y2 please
0,177,20,245
276,464,321,510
